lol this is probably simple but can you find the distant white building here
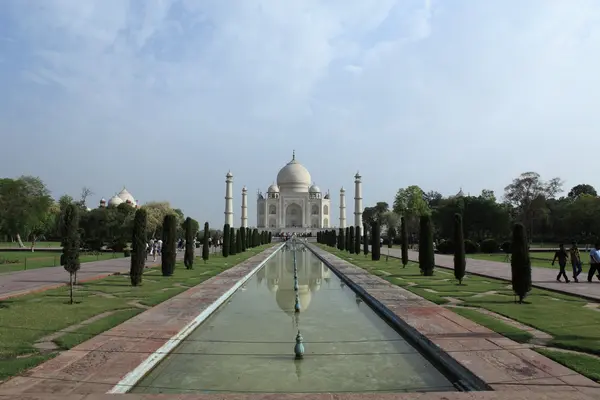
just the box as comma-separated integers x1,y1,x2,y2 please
98,187,139,209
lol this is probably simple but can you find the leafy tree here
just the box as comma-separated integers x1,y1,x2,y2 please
230,226,237,256
142,201,177,239
61,204,81,304
363,225,369,256
400,216,408,268
371,222,381,261
223,224,230,257
568,184,597,199
354,226,361,254
161,214,177,276
348,226,355,254
183,217,198,269
423,190,443,208
511,223,532,303
236,229,242,253
418,215,435,276
130,208,147,286
362,202,389,227
453,213,466,284
393,185,430,235
202,222,210,263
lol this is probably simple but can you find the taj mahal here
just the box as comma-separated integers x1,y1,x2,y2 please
223,151,364,235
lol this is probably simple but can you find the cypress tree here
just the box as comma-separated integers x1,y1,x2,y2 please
240,226,246,252
202,222,210,263
236,229,242,253
345,227,350,251
400,217,408,268
183,217,197,270
511,223,532,303
418,215,435,276
354,226,361,255
371,222,381,261
339,228,345,251
161,214,177,276
246,227,251,248
363,225,369,256
229,226,237,255
349,226,355,254
253,228,259,247
130,208,147,285
222,223,230,257
61,203,81,304
453,213,466,284
268,231,272,243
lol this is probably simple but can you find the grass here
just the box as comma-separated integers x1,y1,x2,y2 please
468,251,593,269
0,244,273,381
450,307,533,343
0,241,62,248
535,348,600,383
0,251,126,274
319,245,600,382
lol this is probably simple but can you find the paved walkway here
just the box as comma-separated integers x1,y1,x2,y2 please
373,247,600,301
0,251,192,300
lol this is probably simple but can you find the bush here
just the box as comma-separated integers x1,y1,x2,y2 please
436,239,454,254
464,239,479,254
480,238,500,253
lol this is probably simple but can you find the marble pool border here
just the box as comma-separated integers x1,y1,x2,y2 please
307,244,600,397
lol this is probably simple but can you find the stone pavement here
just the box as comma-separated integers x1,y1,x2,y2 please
0,250,193,300
374,247,600,301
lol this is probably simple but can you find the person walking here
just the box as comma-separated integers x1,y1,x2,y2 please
569,242,583,282
588,242,600,283
552,243,570,283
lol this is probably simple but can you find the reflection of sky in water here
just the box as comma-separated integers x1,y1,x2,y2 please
133,246,455,394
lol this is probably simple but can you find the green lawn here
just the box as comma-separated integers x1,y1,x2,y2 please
0,241,62,248
0,244,273,381
468,251,594,269
0,251,126,274
318,245,600,382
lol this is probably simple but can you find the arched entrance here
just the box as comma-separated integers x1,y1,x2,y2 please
285,203,302,228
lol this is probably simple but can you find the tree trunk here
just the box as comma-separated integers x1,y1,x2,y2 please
69,273,74,304
15,233,25,248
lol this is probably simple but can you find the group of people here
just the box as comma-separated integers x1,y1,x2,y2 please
552,242,600,283
144,237,197,262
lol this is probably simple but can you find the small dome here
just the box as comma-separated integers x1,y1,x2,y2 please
340,187,345,193
309,184,321,193
242,186,248,192
276,152,312,192
108,195,123,207
226,171,233,178
117,188,135,204
268,184,280,193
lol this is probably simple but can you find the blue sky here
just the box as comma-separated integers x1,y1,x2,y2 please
1,0,599,228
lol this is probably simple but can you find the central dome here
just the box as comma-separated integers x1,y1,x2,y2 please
276,152,312,192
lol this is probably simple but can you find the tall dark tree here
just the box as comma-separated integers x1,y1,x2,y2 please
338,228,345,251
252,228,259,247
345,227,350,252
202,222,210,263
229,226,237,256
418,215,435,276
363,225,369,256
183,217,198,270
222,224,230,257
568,183,597,199
354,226,361,255
268,231,272,243
453,213,466,284
246,227,251,248
236,229,242,253
240,227,246,252
161,214,177,276
511,223,532,303
61,203,81,304
400,217,408,268
349,226,355,254
371,222,381,261
130,208,147,286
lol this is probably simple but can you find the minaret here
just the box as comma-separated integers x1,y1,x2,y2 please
339,187,347,229
241,186,248,228
224,171,234,226
354,172,363,231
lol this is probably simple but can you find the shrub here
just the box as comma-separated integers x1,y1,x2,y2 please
349,227,355,254
453,214,466,284
480,238,499,253
436,239,454,254
236,229,242,253
418,215,435,276
345,227,350,252
202,222,210,262
400,217,408,268
268,232,272,243
354,226,361,255
222,223,230,257
371,222,381,261
252,228,259,247
229,227,237,256
183,217,198,270
511,223,531,303
61,204,81,304
129,208,147,286
246,227,251,249
363,225,369,256
161,214,177,276
464,239,480,254
338,228,345,251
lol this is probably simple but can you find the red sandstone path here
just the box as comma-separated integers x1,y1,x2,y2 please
0,250,190,300
368,246,600,301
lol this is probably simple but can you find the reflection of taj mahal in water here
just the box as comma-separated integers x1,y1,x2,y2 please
223,151,365,235
256,248,331,315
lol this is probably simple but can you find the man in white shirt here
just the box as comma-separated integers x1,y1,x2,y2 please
587,242,600,283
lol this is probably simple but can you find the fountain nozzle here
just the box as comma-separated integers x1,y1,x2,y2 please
294,330,305,359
